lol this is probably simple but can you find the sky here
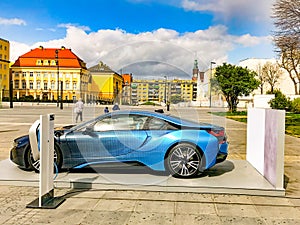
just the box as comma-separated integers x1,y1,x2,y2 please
0,0,277,79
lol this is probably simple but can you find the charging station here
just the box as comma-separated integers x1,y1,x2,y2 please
27,114,65,209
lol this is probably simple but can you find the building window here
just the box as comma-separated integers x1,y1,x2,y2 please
22,72,26,77
73,83,77,90
51,60,56,66
51,73,55,78
22,81,26,89
43,60,50,66
44,83,48,90
15,82,19,89
29,82,33,89
37,72,41,77
30,72,33,77
15,72,19,78
51,81,55,89
36,60,42,65
37,81,41,89
66,82,70,90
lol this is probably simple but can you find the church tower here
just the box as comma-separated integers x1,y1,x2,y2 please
192,59,199,81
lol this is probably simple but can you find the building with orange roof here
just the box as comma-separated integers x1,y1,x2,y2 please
10,46,94,102
0,38,10,101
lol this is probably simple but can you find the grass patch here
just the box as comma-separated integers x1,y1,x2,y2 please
210,111,300,138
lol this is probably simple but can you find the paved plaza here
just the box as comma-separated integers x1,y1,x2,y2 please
0,103,300,224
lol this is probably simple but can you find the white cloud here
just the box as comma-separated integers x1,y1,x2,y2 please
181,0,274,24
10,25,273,79
0,17,26,26
58,23,91,31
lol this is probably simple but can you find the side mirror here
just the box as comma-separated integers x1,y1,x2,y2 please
83,126,93,135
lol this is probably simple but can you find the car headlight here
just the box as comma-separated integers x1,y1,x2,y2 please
12,140,19,148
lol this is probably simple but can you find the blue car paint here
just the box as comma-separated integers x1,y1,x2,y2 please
11,110,229,175
68,129,220,172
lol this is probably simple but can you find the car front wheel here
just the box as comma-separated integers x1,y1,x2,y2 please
166,143,202,178
27,144,62,173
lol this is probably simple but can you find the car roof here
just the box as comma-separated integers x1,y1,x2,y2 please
106,110,217,129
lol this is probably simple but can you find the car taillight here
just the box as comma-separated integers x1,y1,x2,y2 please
207,129,226,144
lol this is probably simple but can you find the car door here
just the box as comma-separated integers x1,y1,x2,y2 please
65,114,149,160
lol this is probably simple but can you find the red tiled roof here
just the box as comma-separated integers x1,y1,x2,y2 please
12,47,86,69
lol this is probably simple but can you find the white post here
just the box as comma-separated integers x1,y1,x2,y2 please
39,114,54,207
27,114,65,208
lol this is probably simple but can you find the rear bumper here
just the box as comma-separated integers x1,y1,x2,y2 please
216,141,229,163
216,152,227,163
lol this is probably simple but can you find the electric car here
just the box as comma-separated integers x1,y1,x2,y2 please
10,110,228,178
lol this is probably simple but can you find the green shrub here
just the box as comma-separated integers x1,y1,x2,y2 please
268,90,292,111
291,98,300,113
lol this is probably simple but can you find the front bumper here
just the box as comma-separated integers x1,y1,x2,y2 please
10,146,27,168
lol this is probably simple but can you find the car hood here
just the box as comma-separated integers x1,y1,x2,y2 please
14,124,75,142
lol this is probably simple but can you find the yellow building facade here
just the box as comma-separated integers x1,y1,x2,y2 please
89,61,123,104
131,79,196,104
0,38,10,100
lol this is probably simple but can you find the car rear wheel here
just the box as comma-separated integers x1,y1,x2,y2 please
166,143,202,178
27,145,62,173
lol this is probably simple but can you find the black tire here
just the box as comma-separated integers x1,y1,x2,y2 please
27,144,62,173
166,143,202,178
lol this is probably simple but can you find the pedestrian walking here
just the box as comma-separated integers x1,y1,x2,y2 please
112,103,120,111
74,98,84,123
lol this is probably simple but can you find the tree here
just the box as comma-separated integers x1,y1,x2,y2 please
273,0,300,94
212,63,260,112
255,63,267,94
261,62,283,93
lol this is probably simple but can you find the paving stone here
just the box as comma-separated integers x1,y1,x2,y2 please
175,193,214,202
176,202,216,215
219,216,267,225
102,190,142,199
58,197,100,210
94,199,136,212
80,211,131,225
255,205,300,219
251,196,293,206
134,200,175,214
128,211,174,225
215,203,260,218
213,194,253,204
174,214,221,225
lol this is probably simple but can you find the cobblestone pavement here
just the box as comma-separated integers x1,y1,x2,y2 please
0,103,300,224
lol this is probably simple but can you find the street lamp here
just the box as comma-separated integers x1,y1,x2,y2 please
209,61,216,108
55,50,59,107
164,76,167,104
55,49,63,109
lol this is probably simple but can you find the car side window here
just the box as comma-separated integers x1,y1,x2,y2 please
93,114,148,131
146,117,179,130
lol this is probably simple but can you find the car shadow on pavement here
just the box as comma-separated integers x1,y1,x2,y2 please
197,160,235,178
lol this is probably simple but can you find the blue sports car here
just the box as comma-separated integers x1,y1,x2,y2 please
10,110,228,178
